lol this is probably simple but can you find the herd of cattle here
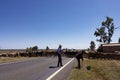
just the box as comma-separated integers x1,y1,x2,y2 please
0,49,120,60
0,50,43,57
85,51,120,60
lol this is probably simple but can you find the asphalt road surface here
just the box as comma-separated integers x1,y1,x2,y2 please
0,57,75,80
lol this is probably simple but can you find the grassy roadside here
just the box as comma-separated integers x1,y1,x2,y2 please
68,59,120,80
0,57,37,64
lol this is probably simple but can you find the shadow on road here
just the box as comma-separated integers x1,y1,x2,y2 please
72,67,82,69
49,66,58,68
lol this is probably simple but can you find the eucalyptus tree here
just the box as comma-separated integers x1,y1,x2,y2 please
94,16,114,44
90,41,96,51
46,46,49,50
32,46,38,53
119,37,120,43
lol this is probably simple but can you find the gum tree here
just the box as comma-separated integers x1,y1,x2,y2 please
90,41,96,51
119,37,120,43
94,16,114,44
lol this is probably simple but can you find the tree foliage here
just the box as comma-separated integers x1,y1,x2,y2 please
32,46,38,52
26,46,38,53
94,16,114,44
119,37,120,43
90,41,96,51
46,46,49,50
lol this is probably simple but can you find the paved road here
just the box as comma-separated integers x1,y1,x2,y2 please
0,57,74,80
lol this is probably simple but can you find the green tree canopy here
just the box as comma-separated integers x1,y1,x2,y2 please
46,46,49,50
90,41,96,51
119,37,120,43
32,46,38,52
94,16,115,44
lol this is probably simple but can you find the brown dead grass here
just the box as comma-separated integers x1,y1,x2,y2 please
68,59,120,80
0,57,36,63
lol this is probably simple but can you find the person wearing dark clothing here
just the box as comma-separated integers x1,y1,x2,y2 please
57,45,63,67
76,50,84,69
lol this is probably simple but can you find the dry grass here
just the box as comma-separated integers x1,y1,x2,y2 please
0,57,36,63
68,59,120,80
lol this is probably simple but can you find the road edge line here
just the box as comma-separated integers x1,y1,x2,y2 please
46,58,74,80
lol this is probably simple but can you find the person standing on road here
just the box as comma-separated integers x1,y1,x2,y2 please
76,50,84,69
57,45,63,67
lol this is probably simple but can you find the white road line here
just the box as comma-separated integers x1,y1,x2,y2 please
46,58,74,80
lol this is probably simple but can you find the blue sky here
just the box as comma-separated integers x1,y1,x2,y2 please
0,0,120,49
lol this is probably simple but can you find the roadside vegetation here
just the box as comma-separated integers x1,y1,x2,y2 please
68,59,120,80
0,57,36,63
